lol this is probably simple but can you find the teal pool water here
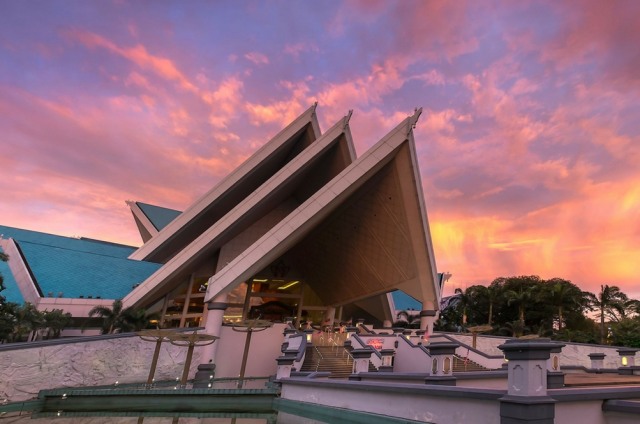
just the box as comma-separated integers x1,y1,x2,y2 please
1,384,426,423
2,397,425,423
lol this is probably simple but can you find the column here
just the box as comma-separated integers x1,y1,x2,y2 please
425,342,458,386
379,349,395,372
617,348,639,375
498,338,561,424
323,306,336,330
275,356,296,380
419,310,438,335
351,348,373,374
199,293,228,366
588,353,605,371
546,344,565,389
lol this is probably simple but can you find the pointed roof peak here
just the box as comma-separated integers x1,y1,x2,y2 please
408,107,423,132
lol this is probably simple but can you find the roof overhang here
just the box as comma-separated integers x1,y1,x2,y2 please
205,109,440,311
123,114,356,308
129,104,323,263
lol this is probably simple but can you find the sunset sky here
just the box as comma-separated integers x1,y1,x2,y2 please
1,1,638,298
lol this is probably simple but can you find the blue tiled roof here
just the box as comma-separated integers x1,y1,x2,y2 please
391,290,421,311
0,225,162,301
0,226,136,258
136,202,181,231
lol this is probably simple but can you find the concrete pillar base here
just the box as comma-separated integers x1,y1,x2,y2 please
192,363,216,388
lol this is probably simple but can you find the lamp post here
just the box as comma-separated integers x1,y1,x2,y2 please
232,318,273,388
136,329,180,387
166,331,219,387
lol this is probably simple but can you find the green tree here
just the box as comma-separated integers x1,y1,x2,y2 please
544,278,585,332
465,283,502,326
608,318,640,348
120,307,157,332
89,299,126,334
43,309,73,339
89,299,156,334
505,285,535,326
485,283,501,326
12,302,44,342
454,288,471,326
0,302,18,343
585,285,629,344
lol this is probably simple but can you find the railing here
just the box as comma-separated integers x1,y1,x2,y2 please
314,346,324,372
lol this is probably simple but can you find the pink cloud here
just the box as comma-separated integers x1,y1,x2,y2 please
63,28,198,93
245,80,311,126
283,42,319,58
540,1,640,88
244,51,269,66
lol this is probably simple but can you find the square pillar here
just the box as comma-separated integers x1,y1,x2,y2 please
547,345,565,389
617,348,639,375
275,356,296,380
303,328,314,345
425,342,458,385
588,352,605,371
498,339,561,424
379,349,395,372
419,309,437,335
351,348,373,374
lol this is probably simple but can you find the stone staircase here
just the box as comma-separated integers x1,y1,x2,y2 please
300,345,373,378
453,355,489,372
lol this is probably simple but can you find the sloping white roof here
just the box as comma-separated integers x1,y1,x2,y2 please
123,113,356,308
129,104,322,263
205,109,440,310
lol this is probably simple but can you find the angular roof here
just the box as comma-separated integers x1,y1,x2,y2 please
126,201,182,243
0,225,136,258
137,202,181,231
129,104,323,264
205,109,440,310
0,225,162,302
124,113,356,308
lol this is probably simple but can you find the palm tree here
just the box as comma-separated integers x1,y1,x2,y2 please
0,302,17,343
89,300,156,334
546,278,584,332
43,309,72,339
504,286,535,327
120,307,157,332
585,285,629,344
500,320,527,338
12,302,44,341
89,299,126,334
486,284,501,326
473,283,501,326
454,288,470,326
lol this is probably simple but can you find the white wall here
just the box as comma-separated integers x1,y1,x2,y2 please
214,323,286,379
0,334,202,402
393,336,431,373
441,333,626,369
281,380,500,423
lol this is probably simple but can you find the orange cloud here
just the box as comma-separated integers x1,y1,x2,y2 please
434,176,640,298
64,28,197,93
245,80,310,126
